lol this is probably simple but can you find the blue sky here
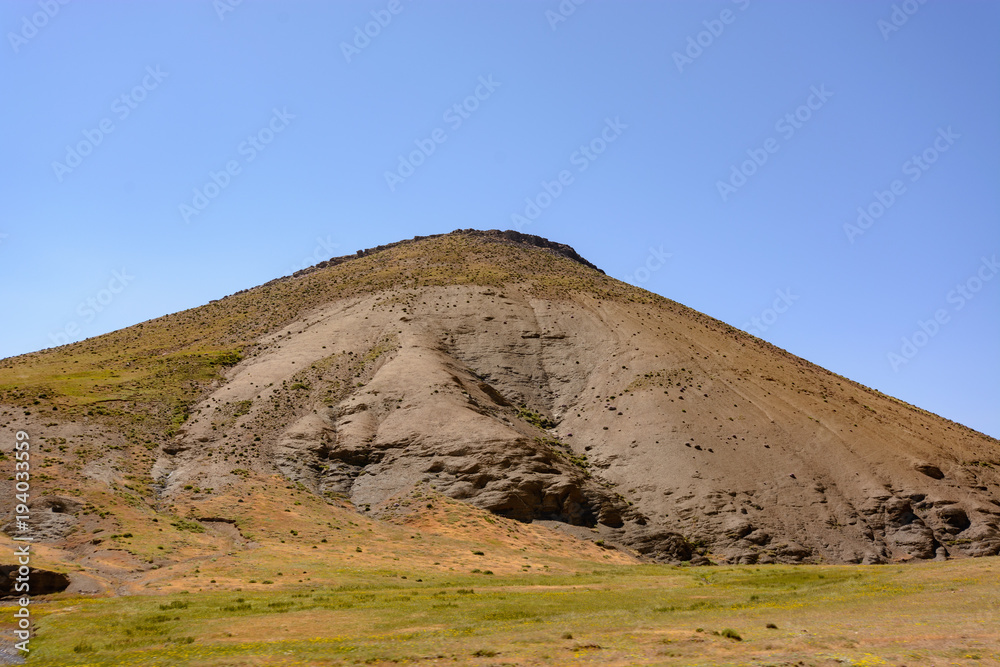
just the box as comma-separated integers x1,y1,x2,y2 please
1,0,998,438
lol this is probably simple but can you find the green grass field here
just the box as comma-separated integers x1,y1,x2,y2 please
10,558,998,666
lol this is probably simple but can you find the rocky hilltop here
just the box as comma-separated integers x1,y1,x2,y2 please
296,229,605,276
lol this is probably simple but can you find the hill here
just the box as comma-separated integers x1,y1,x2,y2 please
2,229,999,601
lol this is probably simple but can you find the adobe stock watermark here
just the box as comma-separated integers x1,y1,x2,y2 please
742,288,799,337
51,65,168,183
340,0,410,64
510,117,627,230
384,75,501,192
178,107,294,223
8,0,70,54
887,254,998,372
288,235,339,274
213,0,243,21
877,0,928,41
11,430,33,654
48,268,134,348
545,0,586,31
843,127,959,243
672,0,751,73
622,246,672,285
716,84,833,203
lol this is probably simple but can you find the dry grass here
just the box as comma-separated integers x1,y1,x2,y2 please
7,557,998,666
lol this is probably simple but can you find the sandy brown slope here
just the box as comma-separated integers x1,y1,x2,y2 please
2,230,1000,576
159,240,1000,566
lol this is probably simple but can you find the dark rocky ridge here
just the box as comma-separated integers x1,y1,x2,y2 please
292,228,604,278
210,229,602,305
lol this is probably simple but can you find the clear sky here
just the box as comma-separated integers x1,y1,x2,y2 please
1,1,998,438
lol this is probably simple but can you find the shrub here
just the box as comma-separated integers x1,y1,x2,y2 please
159,601,188,610
518,407,557,429
171,518,205,533
210,350,243,366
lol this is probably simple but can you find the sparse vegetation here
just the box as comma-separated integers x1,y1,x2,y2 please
518,406,557,429
170,518,205,533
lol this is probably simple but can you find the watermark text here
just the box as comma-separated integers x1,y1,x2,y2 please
12,430,33,654
511,117,626,229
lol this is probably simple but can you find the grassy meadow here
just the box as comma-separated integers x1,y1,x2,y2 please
6,557,998,666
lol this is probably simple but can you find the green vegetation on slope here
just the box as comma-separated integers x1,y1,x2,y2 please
0,234,654,435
